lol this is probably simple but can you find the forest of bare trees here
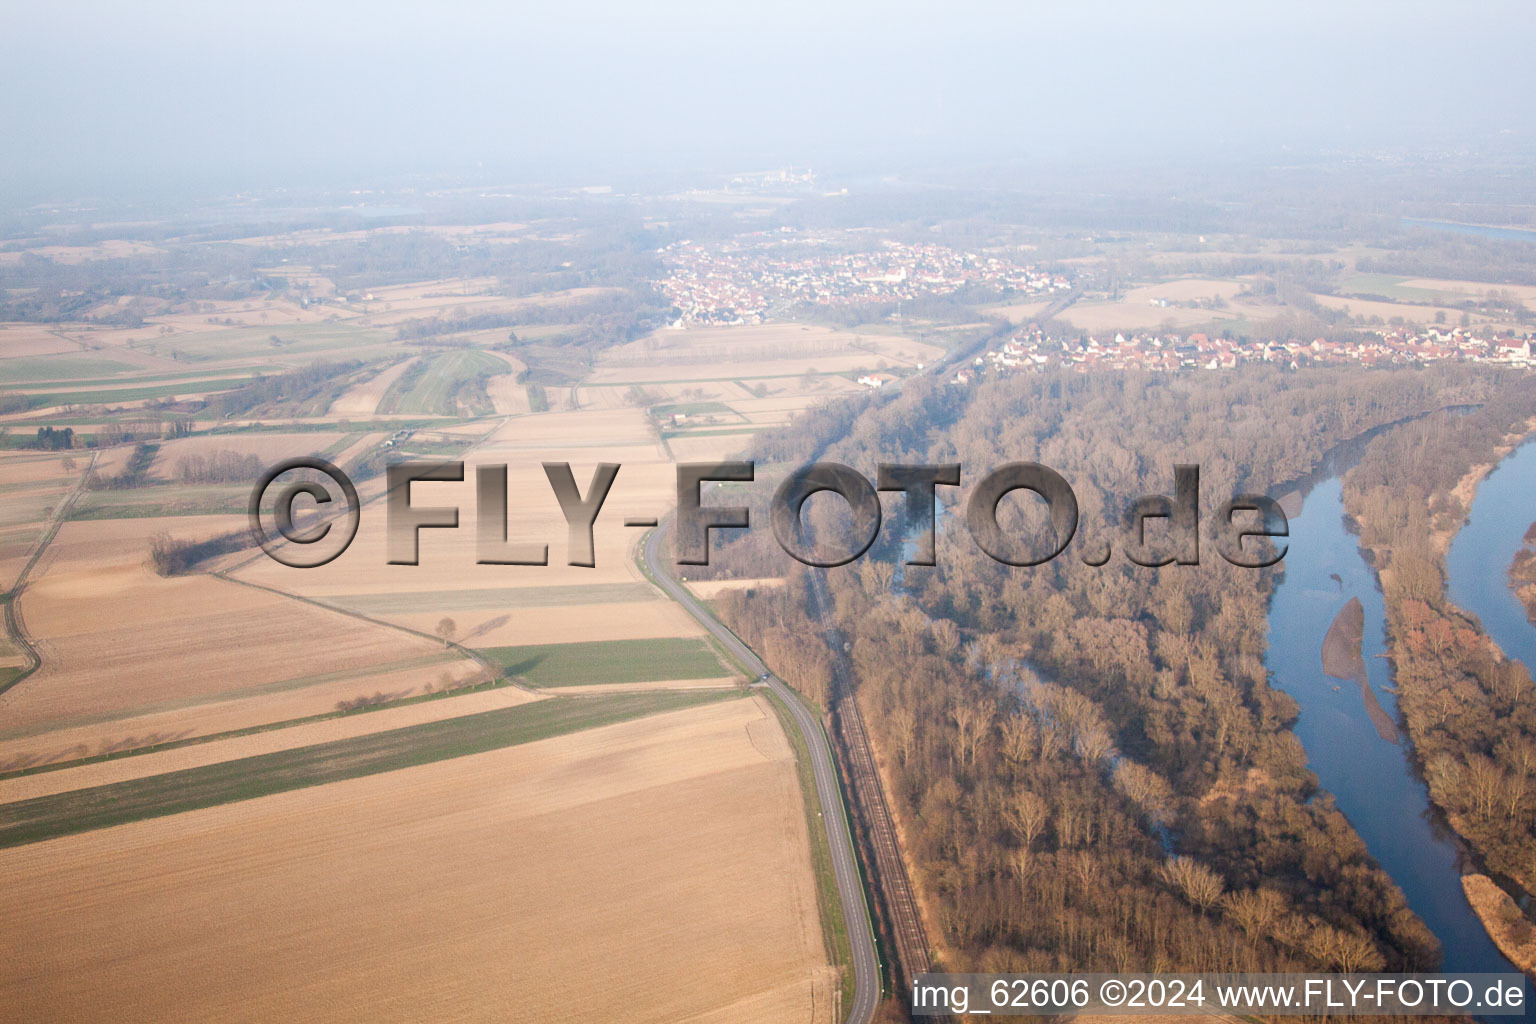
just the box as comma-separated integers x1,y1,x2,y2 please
707,365,1526,1000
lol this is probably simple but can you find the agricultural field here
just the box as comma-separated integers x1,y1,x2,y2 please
1053,269,1532,335
0,212,953,1020
0,694,833,1023
326,357,417,417
482,637,731,687
0,515,487,759
1060,278,1253,332
1312,292,1505,328
590,323,943,385
375,348,511,416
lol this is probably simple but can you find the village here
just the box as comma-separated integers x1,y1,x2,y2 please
951,323,1536,383
657,233,1070,325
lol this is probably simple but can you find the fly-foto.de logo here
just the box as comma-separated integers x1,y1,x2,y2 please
249,459,1288,571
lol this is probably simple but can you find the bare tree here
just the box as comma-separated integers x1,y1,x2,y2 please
1161,856,1224,914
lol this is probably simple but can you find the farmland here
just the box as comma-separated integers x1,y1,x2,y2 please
0,689,736,847
0,694,833,1024
0,207,948,1022
375,348,511,416
482,636,731,687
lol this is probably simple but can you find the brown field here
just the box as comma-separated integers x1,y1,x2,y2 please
389,600,706,647
137,300,339,336
348,285,618,329
0,452,84,589
0,694,833,1024
1125,279,1245,303
0,239,164,266
982,299,1051,322
1397,277,1536,306
686,577,788,599
1063,302,1230,333
0,324,89,358
0,685,542,803
147,432,347,480
485,351,532,414
236,410,693,658
574,383,645,411
1313,293,1485,325
591,323,944,384
667,433,756,461
1057,279,1255,333
0,656,488,773
1,517,454,742
327,358,417,416
0,451,81,485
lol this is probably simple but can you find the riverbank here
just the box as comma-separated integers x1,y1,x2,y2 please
1341,403,1536,911
1462,875,1536,975
1427,415,1536,557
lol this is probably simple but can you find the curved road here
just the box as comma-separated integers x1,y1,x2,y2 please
641,523,880,1024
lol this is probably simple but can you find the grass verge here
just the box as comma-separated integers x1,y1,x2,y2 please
761,686,855,1018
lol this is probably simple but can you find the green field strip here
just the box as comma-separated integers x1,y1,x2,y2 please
378,349,507,416
14,370,265,393
581,372,826,386
7,380,247,411
650,400,746,420
480,636,730,687
0,689,742,848
0,478,75,496
1334,273,1457,304
316,431,366,459
71,483,252,519
0,356,140,383
324,582,657,615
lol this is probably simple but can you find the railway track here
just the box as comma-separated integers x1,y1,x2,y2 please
808,572,935,993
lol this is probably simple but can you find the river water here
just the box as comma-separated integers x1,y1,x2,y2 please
1448,440,1536,675
1265,465,1517,975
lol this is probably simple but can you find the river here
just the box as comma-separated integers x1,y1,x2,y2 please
1266,461,1517,975
1400,218,1536,244
1448,440,1536,675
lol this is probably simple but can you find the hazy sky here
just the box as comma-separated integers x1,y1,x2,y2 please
2,0,1533,199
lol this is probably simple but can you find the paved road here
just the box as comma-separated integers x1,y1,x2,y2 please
641,523,881,1024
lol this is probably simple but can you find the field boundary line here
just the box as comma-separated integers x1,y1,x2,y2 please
0,449,99,699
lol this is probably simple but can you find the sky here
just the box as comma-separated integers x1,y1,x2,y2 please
2,0,1533,200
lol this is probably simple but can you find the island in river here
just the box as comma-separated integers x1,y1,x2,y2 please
1321,597,1400,744
1508,520,1536,624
